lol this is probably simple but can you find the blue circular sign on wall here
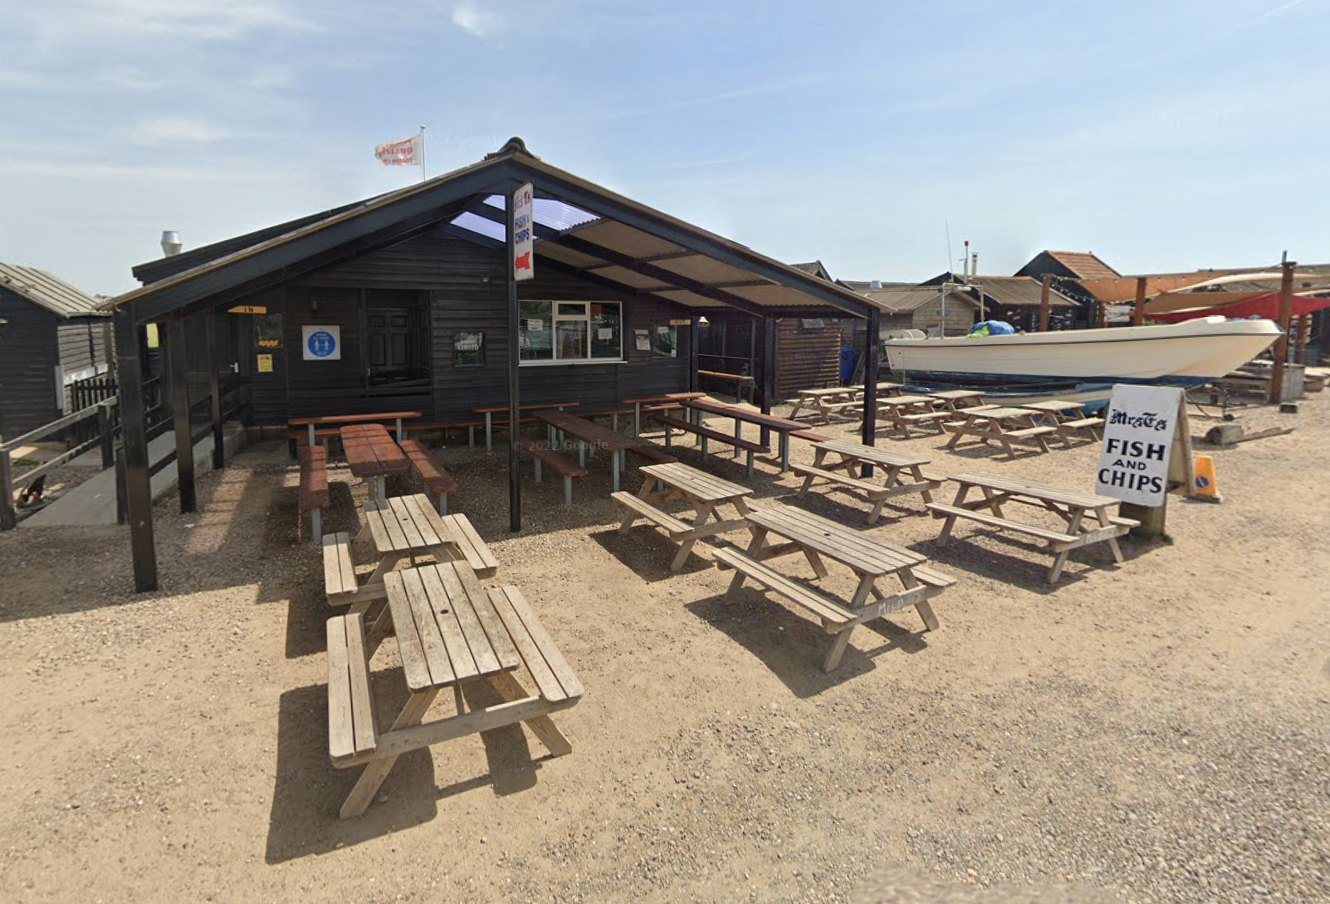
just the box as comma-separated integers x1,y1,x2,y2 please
307,330,337,358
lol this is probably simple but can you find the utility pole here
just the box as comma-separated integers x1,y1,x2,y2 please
1133,276,1147,327
1038,274,1052,332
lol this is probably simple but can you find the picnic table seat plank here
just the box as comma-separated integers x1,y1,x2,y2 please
487,586,585,703
714,547,855,626
612,491,692,537
927,503,1077,544
443,509,500,578
625,442,679,465
327,612,379,766
322,531,357,598
654,414,768,453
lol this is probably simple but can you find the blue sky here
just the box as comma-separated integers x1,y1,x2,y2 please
1,0,1325,294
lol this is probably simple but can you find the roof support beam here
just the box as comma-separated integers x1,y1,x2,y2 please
539,233,772,319
462,200,772,318
529,175,871,318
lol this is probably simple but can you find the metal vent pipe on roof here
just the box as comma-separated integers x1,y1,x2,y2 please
161,231,182,257
869,279,882,289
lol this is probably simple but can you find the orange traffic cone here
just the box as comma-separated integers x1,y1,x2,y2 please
1193,455,1222,503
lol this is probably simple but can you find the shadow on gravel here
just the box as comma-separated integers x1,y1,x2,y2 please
266,673,564,863
685,591,930,697
588,526,719,582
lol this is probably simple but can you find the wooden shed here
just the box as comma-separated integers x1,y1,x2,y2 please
105,138,884,591
0,263,111,440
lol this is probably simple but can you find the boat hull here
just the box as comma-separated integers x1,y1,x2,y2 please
883,317,1280,389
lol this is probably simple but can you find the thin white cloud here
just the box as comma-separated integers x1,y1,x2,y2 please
0,160,282,182
451,1,501,38
129,118,237,146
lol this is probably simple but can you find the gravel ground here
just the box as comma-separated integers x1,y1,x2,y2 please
0,394,1326,904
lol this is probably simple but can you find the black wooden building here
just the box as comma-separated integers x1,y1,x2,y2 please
107,138,882,591
0,263,111,440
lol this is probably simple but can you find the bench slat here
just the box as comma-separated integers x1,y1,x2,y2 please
927,503,1076,543
625,443,679,465
714,547,855,625
611,491,692,537
793,463,886,496
501,585,585,700
654,414,769,453
443,512,500,579
487,587,569,703
327,617,356,762
508,433,589,477
322,532,357,598
398,439,459,496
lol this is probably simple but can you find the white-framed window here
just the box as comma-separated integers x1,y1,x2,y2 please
518,301,623,364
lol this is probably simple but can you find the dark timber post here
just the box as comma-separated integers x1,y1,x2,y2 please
1038,275,1052,332
754,317,775,446
114,307,158,592
1132,276,1147,327
1269,258,1296,405
168,314,196,513
506,188,522,532
861,308,880,455
689,315,700,393
205,310,225,470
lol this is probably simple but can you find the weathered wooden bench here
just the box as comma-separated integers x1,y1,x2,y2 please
398,439,459,514
791,429,832,443
577,406,635,432
1003,424,1061,452
404,419,485,447
321,531,387,612
654,413,769,480
625,442,679,465
506,433,589,505
287,427,340,457
1058,416,1104,441
298,445,330,540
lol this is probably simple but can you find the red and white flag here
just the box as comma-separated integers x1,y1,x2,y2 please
374,134,422,167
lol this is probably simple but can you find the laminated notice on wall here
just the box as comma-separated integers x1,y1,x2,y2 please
257,354,273,373
598,328,613,340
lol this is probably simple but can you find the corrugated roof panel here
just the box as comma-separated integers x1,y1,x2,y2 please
652,290,727,308
449,211,507,244
566,220,686,259
535,243,606,268
580,265,671,290
727,284,834,308
651,254,765,286
0,262,106,318
481,194,600,232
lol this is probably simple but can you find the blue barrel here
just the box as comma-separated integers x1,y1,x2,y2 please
840,348,859,382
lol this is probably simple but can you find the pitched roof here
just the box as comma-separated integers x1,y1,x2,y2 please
790,260,832,281
858,285,980,314
1041,251,1120,280
969,276,1078,309
0,262,107,318
109,138,875,323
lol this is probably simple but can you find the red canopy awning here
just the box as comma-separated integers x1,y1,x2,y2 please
1147,290,1330,323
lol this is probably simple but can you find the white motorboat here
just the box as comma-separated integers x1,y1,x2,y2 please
882,316,1282,391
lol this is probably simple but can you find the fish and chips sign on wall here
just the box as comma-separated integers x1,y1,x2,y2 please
1095,384,1184,507
512,182,534,282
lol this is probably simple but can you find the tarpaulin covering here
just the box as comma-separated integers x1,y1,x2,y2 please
1148,291,1330,323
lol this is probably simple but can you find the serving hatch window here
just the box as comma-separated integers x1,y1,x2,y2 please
519,301,622,363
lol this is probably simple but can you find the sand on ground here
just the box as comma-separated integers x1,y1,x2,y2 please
1,395,1326,904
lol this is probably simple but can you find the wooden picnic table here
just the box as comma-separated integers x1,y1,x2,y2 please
322,493,499,612
926,389,987,411
788,387,862,424
474,401,579,452
927,472,1139,583
340,423,410,502
715,503,952,671
290,410,421,447
867,394,951,436
1018,400,1105,442
327,561,582,818
535,409,636,492
612,461,753,570
942,406,1071,458
794,439,943,523
679,398,808,472
620,392,707,436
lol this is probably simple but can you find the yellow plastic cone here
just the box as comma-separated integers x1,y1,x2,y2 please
1193,455,1221,502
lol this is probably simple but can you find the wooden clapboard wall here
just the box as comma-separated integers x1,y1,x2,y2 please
774,317,841,400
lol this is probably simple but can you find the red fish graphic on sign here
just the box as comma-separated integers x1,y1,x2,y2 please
515,251,532,271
